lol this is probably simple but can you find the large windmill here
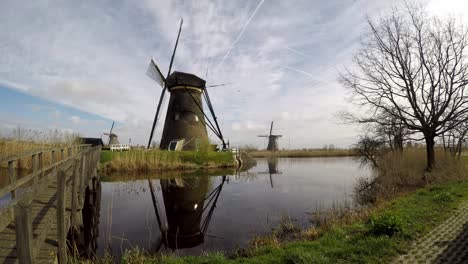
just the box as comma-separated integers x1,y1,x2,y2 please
258,121,282,151
103,121,119,146
146,19,226,151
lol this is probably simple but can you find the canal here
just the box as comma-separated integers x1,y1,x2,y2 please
80,156,371,258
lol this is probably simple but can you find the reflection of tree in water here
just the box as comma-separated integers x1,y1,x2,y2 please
148,175,227,250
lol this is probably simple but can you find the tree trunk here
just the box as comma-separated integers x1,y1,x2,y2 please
425,136,435,172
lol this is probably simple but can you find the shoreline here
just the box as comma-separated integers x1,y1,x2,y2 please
99,149,256,173
86,179,468,263
249,149,357,158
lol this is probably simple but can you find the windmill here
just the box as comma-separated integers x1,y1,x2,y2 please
103,121,119,146
258,121,282,151
146,19,226,151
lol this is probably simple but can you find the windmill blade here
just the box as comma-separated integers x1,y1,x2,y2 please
108,121,115,146
109,121,115,134
147,88,168,148
258,135,269,137
206,83,230,88
147,58,165,87
147,18,183,149
269,121,274,136
166,18,183,78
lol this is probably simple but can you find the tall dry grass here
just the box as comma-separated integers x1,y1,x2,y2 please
355,148,468,203
0,128,80,169
101,150,236,172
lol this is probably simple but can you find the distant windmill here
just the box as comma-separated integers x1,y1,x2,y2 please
258,121,282,151
146,18,226,151
103,121,119,146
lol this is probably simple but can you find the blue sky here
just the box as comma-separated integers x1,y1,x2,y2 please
0,0,466,148
0,85,113,138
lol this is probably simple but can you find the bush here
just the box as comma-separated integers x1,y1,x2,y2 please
369,213,403,237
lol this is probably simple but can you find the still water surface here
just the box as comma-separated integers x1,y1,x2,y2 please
86,157,371,257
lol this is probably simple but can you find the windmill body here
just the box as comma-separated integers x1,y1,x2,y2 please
159,72,209,150
258,121,282,151
146,19,227,151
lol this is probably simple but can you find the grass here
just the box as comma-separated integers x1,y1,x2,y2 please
100,149,237,172
74,179,468,264
249,149,357,158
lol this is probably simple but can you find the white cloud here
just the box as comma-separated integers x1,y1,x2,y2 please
70,116,82,124
1,0,465,148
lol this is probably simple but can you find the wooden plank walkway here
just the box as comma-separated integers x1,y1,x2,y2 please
0,145,101,264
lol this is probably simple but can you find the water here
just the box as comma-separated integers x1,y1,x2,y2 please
82,157,371,258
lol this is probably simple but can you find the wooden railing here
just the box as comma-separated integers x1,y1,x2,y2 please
0,144,101,263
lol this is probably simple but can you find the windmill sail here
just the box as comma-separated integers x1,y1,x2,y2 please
147,19,183,149
146,59,165,87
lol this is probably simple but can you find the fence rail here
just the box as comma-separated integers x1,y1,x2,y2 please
0,144,101,263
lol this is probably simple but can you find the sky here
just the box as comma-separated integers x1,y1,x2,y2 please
0,0,467,148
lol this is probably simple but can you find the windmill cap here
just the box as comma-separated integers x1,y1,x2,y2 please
166,71,206,90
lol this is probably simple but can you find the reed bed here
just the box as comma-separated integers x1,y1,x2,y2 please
0,139,79,170
101,150,236,172
249,148,357,158
362,148,468,201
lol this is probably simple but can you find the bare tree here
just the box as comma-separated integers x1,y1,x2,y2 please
340,4,468,171
355,135,387,168
442,120,468,157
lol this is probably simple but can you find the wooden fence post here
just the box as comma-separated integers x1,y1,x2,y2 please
79,154,86,208
8,160,16,199
71,158,80,227
32,154,37,183
38,152,43,180
15,200,34,263
60,149,64,161
56,169,67,264
68,147,72,157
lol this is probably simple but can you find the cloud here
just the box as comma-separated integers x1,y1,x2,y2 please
1,0,463,148
70,115,82,124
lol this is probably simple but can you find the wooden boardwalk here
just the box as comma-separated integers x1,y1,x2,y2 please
0,145,101,264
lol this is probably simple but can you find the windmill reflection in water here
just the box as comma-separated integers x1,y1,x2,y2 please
258,157,282,188
148,175,227,250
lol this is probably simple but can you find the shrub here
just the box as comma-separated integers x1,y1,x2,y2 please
433,192,455,203
369,213,403,237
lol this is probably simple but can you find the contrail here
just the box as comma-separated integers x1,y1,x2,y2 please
216,0,266,69
283,66,315,78
286,47,310,58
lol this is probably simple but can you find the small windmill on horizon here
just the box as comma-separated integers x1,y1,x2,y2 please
146,19,227,151
103,121,119,146
258,121,282,151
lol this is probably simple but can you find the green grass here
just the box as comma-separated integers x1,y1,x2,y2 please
111,180,468,264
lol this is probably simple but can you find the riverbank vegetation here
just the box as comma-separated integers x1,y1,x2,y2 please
0,127,77,158
76,174,468,263
249,148,356,158
100,149,237,172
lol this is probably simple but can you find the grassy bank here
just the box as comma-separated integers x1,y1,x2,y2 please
100,150,237,172
249,149,356,158
79,179,468,264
